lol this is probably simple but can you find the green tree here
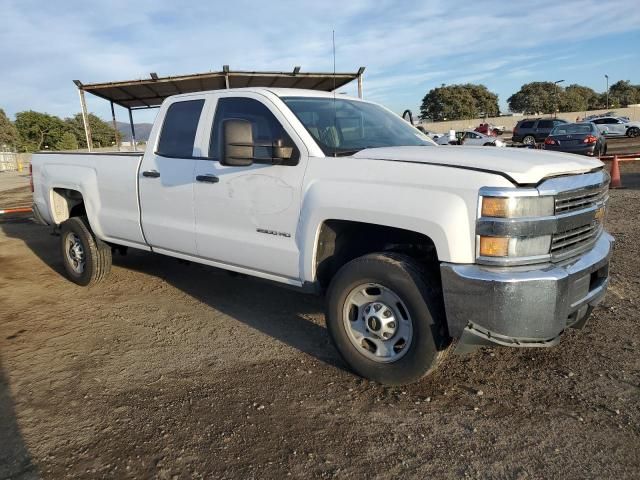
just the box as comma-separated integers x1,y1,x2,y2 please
65,113,117,149
560,84,601,112
608,80,640,107
14,111,69,152
0,108,19,150
420,84,499,121
56,131,79,150
508,82,561,114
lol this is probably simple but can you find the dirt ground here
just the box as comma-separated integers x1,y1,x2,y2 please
1,163,639,479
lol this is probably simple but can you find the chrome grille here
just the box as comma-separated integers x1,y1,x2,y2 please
549,172,609,262
551,223,602,261
555,183,608,214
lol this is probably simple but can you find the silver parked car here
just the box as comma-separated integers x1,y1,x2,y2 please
588,116,640,138
436,130,505,147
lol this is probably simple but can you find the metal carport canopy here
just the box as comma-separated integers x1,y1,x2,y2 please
73,65,365,151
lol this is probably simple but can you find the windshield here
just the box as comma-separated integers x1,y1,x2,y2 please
282,96,435,156
551,124,594,135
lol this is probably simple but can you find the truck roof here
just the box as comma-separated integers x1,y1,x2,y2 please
169,87,363,102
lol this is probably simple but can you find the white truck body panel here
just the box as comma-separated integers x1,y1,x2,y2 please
31,87,604,286
32,153,148,249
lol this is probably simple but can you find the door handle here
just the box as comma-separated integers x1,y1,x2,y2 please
196,174,219,183
142,170,160,178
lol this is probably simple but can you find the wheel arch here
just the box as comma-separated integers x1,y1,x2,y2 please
50,187,87,225
311,219,441,291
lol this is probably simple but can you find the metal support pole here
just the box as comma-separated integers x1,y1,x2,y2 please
224,73,230,89
128,108,137,152
357,67,365,99
78,89,93,152
110,101,120,151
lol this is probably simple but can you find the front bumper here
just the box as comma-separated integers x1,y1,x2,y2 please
440,232,613,353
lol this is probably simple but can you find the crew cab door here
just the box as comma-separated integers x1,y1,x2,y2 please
193,94,307,281
139,98,206,254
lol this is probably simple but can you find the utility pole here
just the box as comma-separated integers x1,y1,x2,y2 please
605,74,609,109
554,80,564,118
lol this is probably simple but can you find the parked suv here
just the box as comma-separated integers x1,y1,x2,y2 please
512,118,568,145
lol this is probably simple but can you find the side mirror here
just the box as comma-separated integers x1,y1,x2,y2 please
272,138,293,161
223,119,254,166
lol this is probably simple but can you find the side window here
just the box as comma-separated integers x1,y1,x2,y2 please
209,97,298,164
156,99,205,158
605,118,618,125
537,120,553,129
593,119,605,125
519,121,534,129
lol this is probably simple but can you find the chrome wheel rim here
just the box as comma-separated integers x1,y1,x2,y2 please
64,232,85,274
523,136,535,145
342,283,413,363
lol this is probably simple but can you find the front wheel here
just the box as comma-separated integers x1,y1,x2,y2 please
60,217,112,286
325,253,448,385
627,127,640,138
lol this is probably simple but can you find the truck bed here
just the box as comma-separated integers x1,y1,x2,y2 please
31,152,147,249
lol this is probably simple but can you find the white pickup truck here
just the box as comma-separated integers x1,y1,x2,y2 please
31,88,613,385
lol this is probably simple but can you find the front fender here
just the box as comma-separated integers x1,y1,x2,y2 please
298,180,473,283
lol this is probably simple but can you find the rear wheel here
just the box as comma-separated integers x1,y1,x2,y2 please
60,217,112,286
325,253,448,385
522,135,536,146
627,127,640,138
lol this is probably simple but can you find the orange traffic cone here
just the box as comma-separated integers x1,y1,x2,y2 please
610,155,622,189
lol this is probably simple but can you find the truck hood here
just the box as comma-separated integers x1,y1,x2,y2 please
352,146,603,185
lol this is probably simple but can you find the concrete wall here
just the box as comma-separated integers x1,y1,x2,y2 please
420,106,640,134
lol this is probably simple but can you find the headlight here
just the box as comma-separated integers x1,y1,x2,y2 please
479,235,552,258
477,190,555,265
481,196,554,218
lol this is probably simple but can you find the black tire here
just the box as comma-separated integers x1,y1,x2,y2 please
483,142,495,146
522,135,536,146
60,216,112,286
627,127,639,138
325,253,448,385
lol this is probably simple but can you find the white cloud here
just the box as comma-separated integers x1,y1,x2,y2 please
0,0,638,119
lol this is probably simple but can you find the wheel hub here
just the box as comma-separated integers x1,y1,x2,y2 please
65,233,85,274
364,302,397,340
342,283,413,364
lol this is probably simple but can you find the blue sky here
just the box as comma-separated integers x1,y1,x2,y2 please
1,0,639,125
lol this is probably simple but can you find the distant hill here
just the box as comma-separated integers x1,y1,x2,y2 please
116,121,153,142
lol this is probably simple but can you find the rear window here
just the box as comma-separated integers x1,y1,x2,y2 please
551,124,593,135
156,99,205,158
519,121,535,129
537,120,554,129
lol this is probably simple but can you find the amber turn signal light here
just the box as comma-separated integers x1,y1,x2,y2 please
481,197,509,218
479,236,509,257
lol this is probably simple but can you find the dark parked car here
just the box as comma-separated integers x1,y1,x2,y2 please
543,122,607,157
512,118,568,145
